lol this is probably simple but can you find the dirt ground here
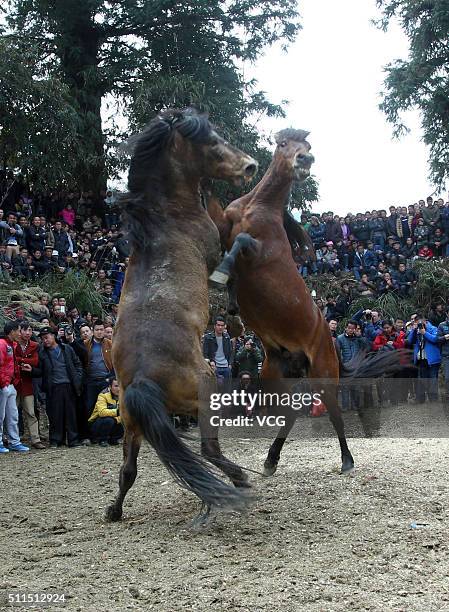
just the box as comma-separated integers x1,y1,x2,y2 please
1,421,449,612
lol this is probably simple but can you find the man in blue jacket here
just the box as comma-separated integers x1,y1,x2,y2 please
437,312,449,398
407,315,441,403
336,320,366,410
352,244,377,280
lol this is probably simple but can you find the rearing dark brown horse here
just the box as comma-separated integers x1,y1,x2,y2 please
208,129,409,476
106,108,258,524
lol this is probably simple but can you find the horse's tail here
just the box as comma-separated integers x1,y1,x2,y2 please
124,379,247,511
339,348,415,379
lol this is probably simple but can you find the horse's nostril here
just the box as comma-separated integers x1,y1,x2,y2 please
244,163,258,177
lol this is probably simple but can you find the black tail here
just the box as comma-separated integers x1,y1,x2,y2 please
125,379,248,511
339,348,415,379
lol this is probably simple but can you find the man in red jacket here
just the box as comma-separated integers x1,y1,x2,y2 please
0,321,29,453
15,321,45,449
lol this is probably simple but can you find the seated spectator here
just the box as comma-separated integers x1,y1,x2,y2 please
414,218,430,249
418,243,433,260
356,273,377,297
352,243,377,280
376,272,397,295
400,237,418,263
393,262,416,297
430,228,447,257
12,247,31,279
88,377,123,446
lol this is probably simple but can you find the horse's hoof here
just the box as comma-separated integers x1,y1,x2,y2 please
234,475,252,488
105,504,122,522
340,460,355,476
263,462,278,477
209,269,229,286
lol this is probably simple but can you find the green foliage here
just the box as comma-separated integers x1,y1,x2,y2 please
4,0,302,193
0,38,85,190
38,271,107,316
376,0,449,188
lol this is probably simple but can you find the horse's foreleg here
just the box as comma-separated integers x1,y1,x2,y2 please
105,429,142,521
227,273,240,316
209,232,259,286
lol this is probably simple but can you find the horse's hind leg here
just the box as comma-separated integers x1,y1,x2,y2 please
209,232,259,286
227,273,240,316
200,421,250,488
105,429,142,521
264,409,297,476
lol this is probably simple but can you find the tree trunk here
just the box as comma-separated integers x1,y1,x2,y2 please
53,2,107,194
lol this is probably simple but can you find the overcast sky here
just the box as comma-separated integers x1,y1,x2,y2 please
250,0,437,215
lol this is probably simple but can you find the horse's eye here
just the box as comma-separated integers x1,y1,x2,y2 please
279,141,287,147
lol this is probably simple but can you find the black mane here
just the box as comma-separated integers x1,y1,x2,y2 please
121,108,213,251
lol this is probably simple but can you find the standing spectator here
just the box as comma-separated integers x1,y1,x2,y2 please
0,244,13,282
430,228,447,257
328,319,338,339
437,311,449,399
88,377,123,446
60,203,76,227
37,327,83,447
203,316,234,381
336,320,366,410
428,303,447,327
234,338,262,378
0,321,29,453
15,321,45,449
84,320,114,418
407,315,441,403
25,216,46,253
0,212,23,262
414,218,430,249
421,197,440,232
67,306,87,338
53,221,70,261
352,244,377,280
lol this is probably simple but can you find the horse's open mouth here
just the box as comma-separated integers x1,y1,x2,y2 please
295,167,310,181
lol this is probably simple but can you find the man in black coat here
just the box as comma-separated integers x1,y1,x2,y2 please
35,327,83,448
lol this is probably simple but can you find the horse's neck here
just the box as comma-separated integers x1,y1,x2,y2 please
247,161,293,213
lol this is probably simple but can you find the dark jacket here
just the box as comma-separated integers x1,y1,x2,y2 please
35,343,83,396
369,218,386,240
25,224,46,253
53,229,70,258
203,332,233,366
336,333,366,363
437,321,449,358
324,220,343,244
235,346,263,377
84,338,114,374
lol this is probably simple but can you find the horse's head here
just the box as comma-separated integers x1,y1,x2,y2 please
167,108,258,186
274,129,315,182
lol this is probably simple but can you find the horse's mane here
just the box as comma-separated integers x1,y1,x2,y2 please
120,108,213,251
275,128,310,144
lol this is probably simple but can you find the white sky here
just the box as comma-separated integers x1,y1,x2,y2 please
250,0,436,215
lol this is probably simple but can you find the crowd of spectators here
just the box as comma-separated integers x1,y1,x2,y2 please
293,196,449,298
1,171,449,447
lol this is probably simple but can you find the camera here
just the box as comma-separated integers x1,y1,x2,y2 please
417,322,424,330
59,323,73,335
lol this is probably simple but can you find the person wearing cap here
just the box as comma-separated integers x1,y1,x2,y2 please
0,321,29,453
36,327,83,448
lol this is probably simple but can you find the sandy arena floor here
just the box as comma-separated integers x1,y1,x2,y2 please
1,422,449,611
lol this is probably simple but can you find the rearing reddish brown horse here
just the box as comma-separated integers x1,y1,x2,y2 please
208,129,408,476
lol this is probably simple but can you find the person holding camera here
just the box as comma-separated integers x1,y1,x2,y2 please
235,338,263,379
407,315,441,403
88,377,123,446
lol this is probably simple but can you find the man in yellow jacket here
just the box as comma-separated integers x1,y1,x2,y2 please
88,378,123,447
